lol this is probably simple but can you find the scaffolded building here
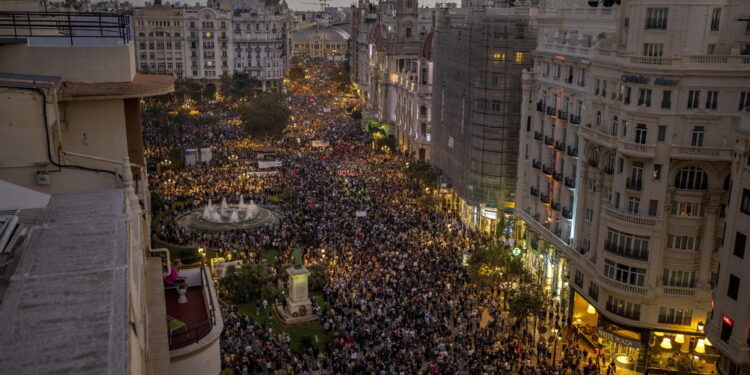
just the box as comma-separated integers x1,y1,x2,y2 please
431,4,537,232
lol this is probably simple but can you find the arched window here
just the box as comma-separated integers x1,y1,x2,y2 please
674,166,708,190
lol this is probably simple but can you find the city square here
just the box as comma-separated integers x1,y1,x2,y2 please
0,0,748,375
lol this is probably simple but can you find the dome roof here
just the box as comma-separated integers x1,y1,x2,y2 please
293,25,350,41
422,31,434,59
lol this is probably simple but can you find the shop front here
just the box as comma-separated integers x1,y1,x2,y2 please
570,291,719,374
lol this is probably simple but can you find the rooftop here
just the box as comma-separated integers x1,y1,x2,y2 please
293,25,350,41
59,73,175,101
0,188,129,375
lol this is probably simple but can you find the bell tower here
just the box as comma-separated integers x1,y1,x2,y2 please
396,0,418,42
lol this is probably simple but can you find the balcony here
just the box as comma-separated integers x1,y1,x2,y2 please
547,106,557,116
551,201,561,211
603,206,659,227
577,124,617,149
569,113,581,125
166,264,220,352
555,141,566,151
530,186,540,196
625,54,750,72
544,136,554,146
601,277,647,297
540,193,550,204
620,141,656,159
671,145,734,162
567,146,578,157
562,207,573,219
552,171,563,182
557,110,569,121
604,240,649,261
0,11,132,46
532,159,542,169
564,177,576,189
536,101,545,112
533,131,543,141
660,286,697,297
625,178,642,191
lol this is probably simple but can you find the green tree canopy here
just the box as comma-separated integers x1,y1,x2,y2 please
220,71,262,101
508,284,548,325
221,264,275,303
239,91,290,138
467,242,531,293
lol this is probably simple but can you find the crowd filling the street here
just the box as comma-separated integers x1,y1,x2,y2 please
144,62,615,375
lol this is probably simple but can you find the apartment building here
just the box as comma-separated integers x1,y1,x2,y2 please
133,0,290,90
134,4,187,78
0,7,222,375
706,116,750,375
516,1,750,373
431,3,536,233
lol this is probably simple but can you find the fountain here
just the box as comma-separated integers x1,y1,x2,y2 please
182,196,277,232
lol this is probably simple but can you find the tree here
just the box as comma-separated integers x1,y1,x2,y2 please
467,243,532,307
220,71,261,101
289,65,305,81
308,263,328,292
239,91,290,138
221,264,274,303
202,82,217,100
508,284,547,330
404,161,437,187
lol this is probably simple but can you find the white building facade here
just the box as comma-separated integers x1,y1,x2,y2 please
134,0,290,89
516,1,750,373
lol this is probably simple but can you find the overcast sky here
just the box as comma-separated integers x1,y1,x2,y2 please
122,0,441,12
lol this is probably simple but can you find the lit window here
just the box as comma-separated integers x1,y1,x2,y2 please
514,52,525,64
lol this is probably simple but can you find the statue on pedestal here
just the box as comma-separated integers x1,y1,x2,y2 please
275,246,316,324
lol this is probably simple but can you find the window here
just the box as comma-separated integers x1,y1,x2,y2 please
658,307,693,325
643,43,664,57
688,90,700,109
604,259,646,286
653,164,662,180
707,44,716,55
614,192,621,209
657,125,667,142
574,270,584,287
606,228,650,260
405,27,412,37
739,92,750,111
661,90,672,109
645,8,668,30
588,282,599,301
624,86,631,105
671,202,704,217
667,235,702,251
635,124,648,144
515,52,525,65
721,319,733,342
638,89,652,107
595,79,600,96
618,157,624,174
706,91,719,110
711,8,721,31
690,126,705,147
606,295,641,321
648,200,659,216
628,197,640,215
585,208,594,222
675,166,707,190
742,189,750,215
662,269,696,288
579,69,586,87
727,274,740,300
734,232,746,259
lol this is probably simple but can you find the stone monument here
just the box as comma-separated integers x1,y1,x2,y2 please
275,247,317,325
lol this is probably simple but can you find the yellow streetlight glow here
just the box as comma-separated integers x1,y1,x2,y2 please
694,339,706,353
675,334,685,344
660,338,672,349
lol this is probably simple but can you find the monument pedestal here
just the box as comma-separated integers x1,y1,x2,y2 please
275,265,318,325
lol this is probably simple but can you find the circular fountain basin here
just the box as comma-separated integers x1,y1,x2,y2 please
177,204,278,232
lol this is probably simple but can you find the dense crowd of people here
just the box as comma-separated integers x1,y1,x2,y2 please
144,62,603,374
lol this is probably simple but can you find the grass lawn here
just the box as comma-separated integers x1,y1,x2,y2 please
237,300,331,352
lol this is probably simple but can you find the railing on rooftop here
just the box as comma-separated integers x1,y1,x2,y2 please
168,263,217,351
0,11,132,45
